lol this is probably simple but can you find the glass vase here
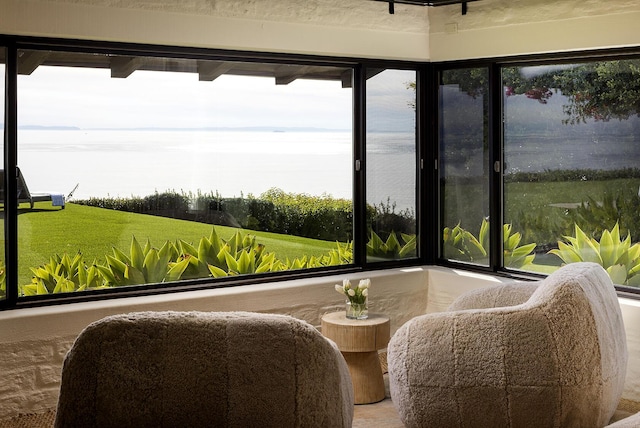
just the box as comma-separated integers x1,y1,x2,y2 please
346,298,368,320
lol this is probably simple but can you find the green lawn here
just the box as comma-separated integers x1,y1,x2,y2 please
4,203,342,286
504,178,640,220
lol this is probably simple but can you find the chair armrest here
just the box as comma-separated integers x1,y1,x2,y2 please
447,281,540,311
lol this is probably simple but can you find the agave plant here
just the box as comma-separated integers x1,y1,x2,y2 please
96,237,179,286
22,252,107,295
285,241,353,270
367,231,416,260
502,223,537,268
442,222,487,262
183,228,279,278
549,222,640,286
443,219,536,269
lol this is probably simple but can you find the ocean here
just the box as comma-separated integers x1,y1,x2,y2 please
16,129,418,212
17,129,636,213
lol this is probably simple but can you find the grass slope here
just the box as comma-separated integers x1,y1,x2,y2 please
8,203,341,286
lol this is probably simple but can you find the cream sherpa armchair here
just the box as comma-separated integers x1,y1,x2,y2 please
388,262,628,427
55,311,354,428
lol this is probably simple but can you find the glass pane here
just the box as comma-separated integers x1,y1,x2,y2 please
366,69,418,261
0,48,5,301
439,68,490,265
16,50,353,297
503,59,640,286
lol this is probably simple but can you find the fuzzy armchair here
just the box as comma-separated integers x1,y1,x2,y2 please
388,262,628,427
55,311,354,428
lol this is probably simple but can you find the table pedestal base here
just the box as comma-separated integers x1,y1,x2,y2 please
343,350,386,404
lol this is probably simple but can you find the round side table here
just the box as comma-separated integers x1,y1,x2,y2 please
321,311,390,404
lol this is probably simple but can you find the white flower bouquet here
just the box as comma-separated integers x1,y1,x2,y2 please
335,278,370,319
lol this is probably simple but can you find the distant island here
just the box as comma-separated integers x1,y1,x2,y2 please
14,125,351,132
18,125,82,130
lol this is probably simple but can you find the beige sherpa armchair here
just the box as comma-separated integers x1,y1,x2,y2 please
55,311,354,428
388,262,629,427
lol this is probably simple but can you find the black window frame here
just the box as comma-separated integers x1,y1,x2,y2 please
434,48,640,300
0,35,426,310
2,35,640,311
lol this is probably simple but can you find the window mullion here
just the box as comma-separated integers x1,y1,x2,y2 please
488,63,503,271
3,43,18,307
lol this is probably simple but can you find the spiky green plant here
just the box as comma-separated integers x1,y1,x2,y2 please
285,241,353,270
21,253,107,296
502,223,537,268
96,237,179,286
442,222,487,262
367,231,416,259
549,222,640,286
443,219,536,269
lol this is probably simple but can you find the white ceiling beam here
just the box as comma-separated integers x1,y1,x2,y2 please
110,56,143,78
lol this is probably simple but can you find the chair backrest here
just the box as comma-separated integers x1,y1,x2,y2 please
525,262,628,423
0,167,33,205
55,311,354,428
388,262,627,428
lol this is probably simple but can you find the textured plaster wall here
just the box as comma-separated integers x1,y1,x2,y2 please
429,0,640,60
44,0,428,33
0,0,430,60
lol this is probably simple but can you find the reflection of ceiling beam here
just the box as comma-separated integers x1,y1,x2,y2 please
366,69,385,80
17,51,50,75
341,70,353,89
275,66,315,85
197,61,233,81
110,56,142,78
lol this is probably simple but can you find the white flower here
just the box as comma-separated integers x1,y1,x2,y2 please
362,288,369,297
358,278,370,289
347,288,356,297
343,279,351,290
335,283,346,294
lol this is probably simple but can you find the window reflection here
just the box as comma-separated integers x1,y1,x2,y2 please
366,69,418,261
503,60,640,286
439,68,490,266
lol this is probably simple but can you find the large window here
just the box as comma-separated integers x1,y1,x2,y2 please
503,59,640,286
14,49,356,297
439,68,490,266
366,69,418,262
2,37,639,309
